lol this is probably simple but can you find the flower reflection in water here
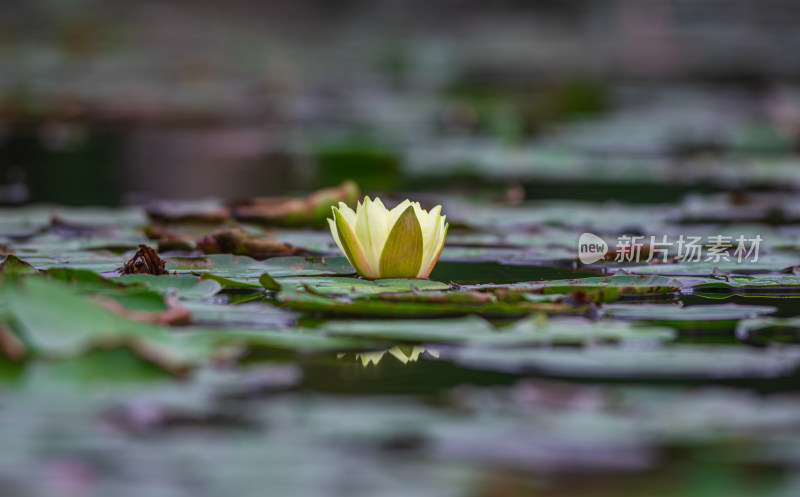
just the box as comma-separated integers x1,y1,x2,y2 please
339,346,439,366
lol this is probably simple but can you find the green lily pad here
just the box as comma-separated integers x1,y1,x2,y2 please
1,277,213,365
0,255,39,274
213,329,374,353
166,254,355,278
276,277,449,296
622,254,800,276
28,344,183,384
14,252,125,273
278,288,583,318
196,271,264,289
182,301,295,329
323,315,675,345
603,303,776,331
469,275,682,303
451,345,800,381
690,274,800,294
114,274,222,300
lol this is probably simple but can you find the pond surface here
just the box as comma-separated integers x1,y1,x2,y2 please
5,191,800,497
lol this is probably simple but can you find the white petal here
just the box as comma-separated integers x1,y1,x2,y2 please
418,217,440,275
327,217,344,254
354,197,381,275
417,215,447,278
337,202,358,226
365,197,390,265
387,199,413,230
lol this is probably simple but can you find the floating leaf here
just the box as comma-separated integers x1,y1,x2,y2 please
166,254,355,278
1,277,213,365
114,274,222,300
276,277,448,296
279,288,585,318
451,345,800,381
0,255,38,274
323,315,675,345
603,303,776,331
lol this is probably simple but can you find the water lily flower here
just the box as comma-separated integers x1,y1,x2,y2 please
328,197,448,279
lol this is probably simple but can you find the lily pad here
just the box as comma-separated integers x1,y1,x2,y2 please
468,275,682,303
166,254,355,278
276,277,449,296
622,254,800,276
690,274,800,294
451,345,800,381
114,274,223,300
1,277,214,365
603,303,776,331
278,288,584,318
323,315,675,345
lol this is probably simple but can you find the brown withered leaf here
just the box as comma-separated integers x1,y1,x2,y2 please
230,180,359,227
146,204,232,224
144,225,196,252
49,216,111,237
118,244,170,275
0,322,27,362
197,227,304,258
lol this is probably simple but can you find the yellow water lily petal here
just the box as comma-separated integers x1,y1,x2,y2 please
333,206,378,278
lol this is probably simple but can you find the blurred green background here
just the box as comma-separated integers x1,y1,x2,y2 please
4,0,800,204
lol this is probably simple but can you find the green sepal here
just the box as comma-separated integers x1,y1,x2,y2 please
379,206,423,278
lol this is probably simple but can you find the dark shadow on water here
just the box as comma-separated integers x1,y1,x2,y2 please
300,353,518,395
430,261,598,285
682,294,800,318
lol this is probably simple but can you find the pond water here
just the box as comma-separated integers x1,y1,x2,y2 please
4,186,800,496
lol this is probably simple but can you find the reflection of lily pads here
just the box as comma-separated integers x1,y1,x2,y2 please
737,317,800,344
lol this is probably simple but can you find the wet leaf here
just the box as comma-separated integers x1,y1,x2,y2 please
0,255,38,274
468,275,682,303
277,277,448,296
603,303,776,331
323,315,675,345
1,277,213,365
279,288,586,318
114,274,222,300
166,254,355,277
451,345,800,381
